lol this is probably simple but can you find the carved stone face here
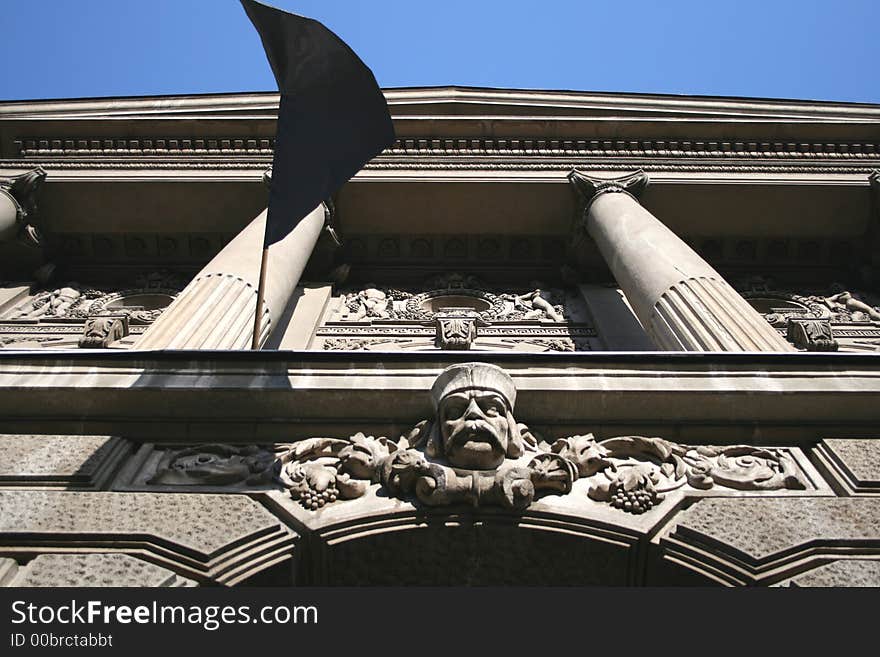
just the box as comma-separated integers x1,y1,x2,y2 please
86,318,113,338
438,389,512,469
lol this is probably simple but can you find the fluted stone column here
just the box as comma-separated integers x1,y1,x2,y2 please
569,170,791,352
138,204,326,349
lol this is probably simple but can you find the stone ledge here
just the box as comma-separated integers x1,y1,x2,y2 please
811,439,880,496
774,559,880,587
0,434,132,490
0,353,878,441
652,496,880,586
4,553,196,587
0,491,296,585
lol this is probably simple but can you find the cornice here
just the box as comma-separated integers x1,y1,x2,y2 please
0,351,877,440
0,159,875,186
13,135,880,161
2,87,880,122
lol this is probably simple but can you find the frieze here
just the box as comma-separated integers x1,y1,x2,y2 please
500,337,585,351
320,336,589,352
322,338,405,351
337,275,568,323
280,364,808,512
740,281,880,352
136,363,812,515
0,323,148,334
6,284,103,320
318,326,435,336
830,327,880,338
0,336,68,348
316,325,596,337
1,272,184,325
485,326,596,336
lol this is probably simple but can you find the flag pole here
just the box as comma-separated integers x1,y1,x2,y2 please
251,246,270,349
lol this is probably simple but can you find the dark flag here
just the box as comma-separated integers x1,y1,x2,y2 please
241,0,395,246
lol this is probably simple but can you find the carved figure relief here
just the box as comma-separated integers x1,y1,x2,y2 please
321,272,592,352
0,271,185,350
4,271,183,324
338,274,567,324
741,280,880,352
11,285,89,319
809,290,880,323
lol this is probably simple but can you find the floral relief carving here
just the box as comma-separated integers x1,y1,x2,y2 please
267,364,809,514
143,364,810,514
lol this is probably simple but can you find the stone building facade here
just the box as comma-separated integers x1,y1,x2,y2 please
0,87,879,586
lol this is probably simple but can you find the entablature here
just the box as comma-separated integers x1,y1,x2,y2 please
0,350,878,442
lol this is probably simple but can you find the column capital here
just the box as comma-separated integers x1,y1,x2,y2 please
0,167,46,246
568,169,649,211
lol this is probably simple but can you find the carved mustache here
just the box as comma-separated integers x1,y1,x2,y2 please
447,420,503,451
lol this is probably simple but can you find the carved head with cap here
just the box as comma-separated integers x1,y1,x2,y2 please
426,362,524,469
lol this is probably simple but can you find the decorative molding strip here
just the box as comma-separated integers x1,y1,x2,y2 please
15,136,880,160
0,324,148,335
316,326,597,337
1,159,877,175
364,162,880,174
385,138,880,159
16,138,275,157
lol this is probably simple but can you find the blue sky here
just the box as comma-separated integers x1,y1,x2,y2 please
3,0,879,103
